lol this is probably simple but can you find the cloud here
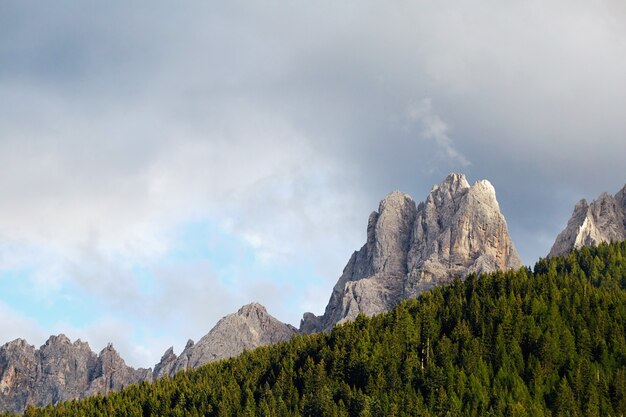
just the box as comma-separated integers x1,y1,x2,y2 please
0,302,46,347
0,0,625,367
406,98,470,167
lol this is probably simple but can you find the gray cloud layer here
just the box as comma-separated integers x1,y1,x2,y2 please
1,0,625,366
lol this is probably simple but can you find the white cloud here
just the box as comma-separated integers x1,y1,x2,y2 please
0,0,625,368
407,98,470,167
0,302,46,347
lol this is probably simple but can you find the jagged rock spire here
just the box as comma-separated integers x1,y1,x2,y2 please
0,301,296,413
301,173,522,333
549,183,626,257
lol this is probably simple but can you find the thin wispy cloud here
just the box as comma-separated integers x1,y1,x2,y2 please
407,98,470,167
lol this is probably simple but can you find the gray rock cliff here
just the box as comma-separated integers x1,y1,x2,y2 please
302,173,522,332
0,302,295,413
0,339,37,414
549,183,626,257
0,335,150,414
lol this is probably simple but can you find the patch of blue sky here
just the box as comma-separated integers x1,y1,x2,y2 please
163,219,256,286
168,220,254,263
159,218,329,318
0,268,99,328
259,261,329,310
129,264,157,297
0,217,330,337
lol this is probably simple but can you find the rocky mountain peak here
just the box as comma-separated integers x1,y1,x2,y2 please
98,343,120,361
574,198,589,212
44,334,70,346
472,179,496,196
440,172,470,192
1,339,32,351
550,183,626,257
154,303,297,378
152,346,177,379
237,302,269,319
302,173,522,333
380,190,413,206
427,173,470,208
0,335,150,414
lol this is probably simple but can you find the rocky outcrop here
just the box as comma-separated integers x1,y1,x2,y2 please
0,339,37,413
549,184,626,257
154,303,297,376
152,346,178,380
85,344,152,397
0,302,296,413
302,173,522,332
0,335,149,414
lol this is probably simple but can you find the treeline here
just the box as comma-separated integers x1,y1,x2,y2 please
5,242,626,417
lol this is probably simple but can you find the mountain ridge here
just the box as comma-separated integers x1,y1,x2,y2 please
0,303,294,413
153,302,297,378
3,174,626,413
550,183,626,257
0,335,150,414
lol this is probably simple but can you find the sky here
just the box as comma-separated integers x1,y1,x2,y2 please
1,0,625,368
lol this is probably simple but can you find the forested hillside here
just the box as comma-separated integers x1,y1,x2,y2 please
6,242,626,417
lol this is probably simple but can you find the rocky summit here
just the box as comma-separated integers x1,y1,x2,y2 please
0,303,295,413
549,183,626,258
0,335,150,414
301,173,522,333
153,303,297,378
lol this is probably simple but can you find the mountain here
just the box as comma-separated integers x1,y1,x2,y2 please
0,172,547,412
301,173,522,333
550,183,626,257
0,303,295,413
153,303,297,378
0,335,150,414
8,242,626,417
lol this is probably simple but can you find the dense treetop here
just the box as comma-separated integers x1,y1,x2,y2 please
5,242,626,417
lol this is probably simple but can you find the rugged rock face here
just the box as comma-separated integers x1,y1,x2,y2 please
0,303,296,413
302,173,522,332
549,184,626,257
0,335,149,414
85,344,152,397
154,303,298,376
0,339,37,414
152,346,178,380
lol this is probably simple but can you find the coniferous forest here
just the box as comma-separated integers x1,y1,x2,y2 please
5,241,626,417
